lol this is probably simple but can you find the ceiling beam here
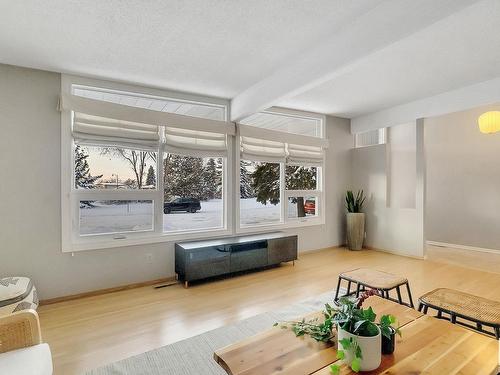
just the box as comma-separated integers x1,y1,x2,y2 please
350,76,500,133
230,0,477,122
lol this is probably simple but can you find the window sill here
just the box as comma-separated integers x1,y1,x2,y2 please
63,228,232,252
64,217,325,253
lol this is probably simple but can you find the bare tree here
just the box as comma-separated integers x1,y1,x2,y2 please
101,148,155,189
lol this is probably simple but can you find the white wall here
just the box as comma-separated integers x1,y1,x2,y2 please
0,64,351,299
425,104,500,250
350,122,425,258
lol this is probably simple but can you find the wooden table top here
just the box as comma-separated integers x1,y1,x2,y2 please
213,296,499,375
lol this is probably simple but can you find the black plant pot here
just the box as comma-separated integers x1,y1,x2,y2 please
381,327,396,355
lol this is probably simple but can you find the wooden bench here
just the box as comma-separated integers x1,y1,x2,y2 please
334,268,414,307
418,288,500,339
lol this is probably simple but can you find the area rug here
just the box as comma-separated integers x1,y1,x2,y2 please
87,290,340,375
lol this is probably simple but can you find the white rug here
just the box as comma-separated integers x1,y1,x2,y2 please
87,290,338,375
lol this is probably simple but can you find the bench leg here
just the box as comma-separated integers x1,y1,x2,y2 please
346,281,351,296
476,322,482,331
356,283,361,297
437,310,442,318
495,327,500,340
423,305,428,314
396,286,403,305
418,303,423,312
450,313,456,324
334,277,342,301
405,282,415,308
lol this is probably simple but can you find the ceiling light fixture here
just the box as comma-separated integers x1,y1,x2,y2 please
478,111,500,134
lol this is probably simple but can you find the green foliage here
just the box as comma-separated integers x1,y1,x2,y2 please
337,337,362,373
345,190,365,213
251,163,317,217
379,314,402,339
330,364,340,375
145,165,156,186
332,297,379,337
251,162,280,205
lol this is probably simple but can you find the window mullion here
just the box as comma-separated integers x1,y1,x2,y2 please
155,142,165,234
280,163,286,224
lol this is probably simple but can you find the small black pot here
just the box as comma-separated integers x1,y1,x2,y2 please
381,327,396,355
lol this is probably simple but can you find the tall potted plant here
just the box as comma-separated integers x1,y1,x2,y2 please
345,190,365,250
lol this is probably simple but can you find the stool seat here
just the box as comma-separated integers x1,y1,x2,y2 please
340,268,408,290
419,288,500,326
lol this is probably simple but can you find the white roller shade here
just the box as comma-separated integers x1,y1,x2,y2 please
165,127,227,157
287,144,324,166
73,112,160,149
240,136,286,162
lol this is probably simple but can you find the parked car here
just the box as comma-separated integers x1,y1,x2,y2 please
164,198,201,214
304,199,316,215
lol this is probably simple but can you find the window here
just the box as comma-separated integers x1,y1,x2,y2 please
238,110,326,229
240,108,323,138
163,154,224,232
75,145,157,190
239,160,282,226
61,77,328,251
354,128,386,148
79,200,154,236
62,79,232,251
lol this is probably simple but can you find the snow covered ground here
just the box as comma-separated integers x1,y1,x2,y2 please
79,198,285,235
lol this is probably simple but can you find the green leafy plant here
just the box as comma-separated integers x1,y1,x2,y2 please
330,336,363,373
379,314,402,339
275,290,383,374
273,303,336,342
345,190,365,213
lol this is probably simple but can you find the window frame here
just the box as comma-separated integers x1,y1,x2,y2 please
61,76,325,253
61,75,232,252
236,110,326,234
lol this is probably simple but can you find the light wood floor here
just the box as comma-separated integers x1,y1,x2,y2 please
38,247,500,374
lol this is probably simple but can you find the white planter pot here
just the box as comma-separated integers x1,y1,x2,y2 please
346,212,365,250
337,325,381,371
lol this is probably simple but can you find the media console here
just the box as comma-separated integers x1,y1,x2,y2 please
175,232,298,287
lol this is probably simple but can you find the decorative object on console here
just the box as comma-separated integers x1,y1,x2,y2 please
345,190,365,250
0,277,38,317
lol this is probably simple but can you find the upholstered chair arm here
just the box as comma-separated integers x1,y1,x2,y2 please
0,309,42,353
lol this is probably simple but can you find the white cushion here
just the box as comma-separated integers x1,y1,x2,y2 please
0,344,52,375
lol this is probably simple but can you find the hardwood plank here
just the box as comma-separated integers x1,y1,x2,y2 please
38,247,500,374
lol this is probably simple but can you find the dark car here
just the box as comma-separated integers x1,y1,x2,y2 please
164,198,201,214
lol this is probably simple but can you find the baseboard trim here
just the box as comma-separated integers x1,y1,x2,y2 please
39,277,175,305
427,241,500,255
299,245,343,254
365,246,425,260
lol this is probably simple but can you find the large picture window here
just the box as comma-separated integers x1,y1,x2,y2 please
61,77,327,251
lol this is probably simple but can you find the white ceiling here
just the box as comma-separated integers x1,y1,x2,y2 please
1,0,499,120
278,0,500,118
0,0,382,98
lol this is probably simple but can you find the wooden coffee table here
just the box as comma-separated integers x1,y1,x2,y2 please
214,296,498,375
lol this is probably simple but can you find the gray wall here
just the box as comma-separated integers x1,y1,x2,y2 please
0,64,351,299
350,122,425,258
425,104,500,250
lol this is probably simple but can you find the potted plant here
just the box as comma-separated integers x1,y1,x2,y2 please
276,290,383,373
331,291,381,372
345,190,365,250
379,314,401,355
